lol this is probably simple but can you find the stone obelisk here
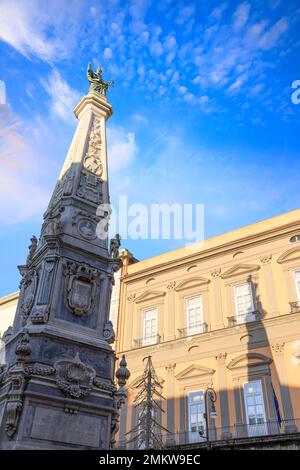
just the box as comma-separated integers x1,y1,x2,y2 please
0,65,129,449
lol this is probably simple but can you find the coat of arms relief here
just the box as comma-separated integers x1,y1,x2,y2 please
63,261,100,317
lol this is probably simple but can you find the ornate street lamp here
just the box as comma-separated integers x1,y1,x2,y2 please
202,387,217,450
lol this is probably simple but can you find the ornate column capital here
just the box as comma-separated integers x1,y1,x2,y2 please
272,342,285,354
215,352,227,365
260,255,272,265
167,281,176,291
165,363,176,372
127,293,136,303
211,269,221,279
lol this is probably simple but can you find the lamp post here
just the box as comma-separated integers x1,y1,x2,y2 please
203,387,217,450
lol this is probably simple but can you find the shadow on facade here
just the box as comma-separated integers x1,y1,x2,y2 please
118,274,300,450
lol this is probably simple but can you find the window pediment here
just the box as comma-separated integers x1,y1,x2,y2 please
135,290,166,304
176,364,215,380
277,247,300,265
227,353,272,370
221,264,260,279
175,277,210,292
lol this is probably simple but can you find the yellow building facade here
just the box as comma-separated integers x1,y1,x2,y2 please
116,209,300,448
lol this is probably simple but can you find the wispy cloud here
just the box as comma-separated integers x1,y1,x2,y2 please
0,0,297,121
107,125,138,173
233,2,251,31
0,106,55,225
42,69,80,122
0,0,83,62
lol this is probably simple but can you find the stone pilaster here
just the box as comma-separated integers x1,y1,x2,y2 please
165,363,176,445
215,353,231,438
260,255,278,317
211,269,224,329
271,342,296,432
124,294,135,350
166,282,176,341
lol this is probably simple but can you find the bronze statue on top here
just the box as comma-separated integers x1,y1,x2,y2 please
87,63,114,96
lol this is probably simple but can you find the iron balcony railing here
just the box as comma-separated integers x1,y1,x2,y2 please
227,310,262,327
118,419,300,449
133,334,161,349
177,323,209,338
162,418,300,448
290,301,300,314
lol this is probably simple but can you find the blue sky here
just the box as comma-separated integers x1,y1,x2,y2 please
0,0,299,296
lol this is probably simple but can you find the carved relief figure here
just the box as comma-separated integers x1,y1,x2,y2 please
83,117,103,177
20,270,38,324
26,236,37,265
110,234,121,258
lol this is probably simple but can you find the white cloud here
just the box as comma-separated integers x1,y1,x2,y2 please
233,2,251,31
0,0,83,62
176,5,196,25
132,113,148,123
0,0,62,61
42,70,80,122
0,107,57,225
257,17,289,50
103,47,113,59
149,39,164,57
107,125,138,173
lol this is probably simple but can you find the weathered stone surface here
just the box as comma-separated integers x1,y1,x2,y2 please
30,407,106,447
0,73,126,450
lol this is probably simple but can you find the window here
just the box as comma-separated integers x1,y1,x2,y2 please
243,380,267,436
142,308,157,346
234,282,255,324
293,270,300,301
186,296,204,335
290,235,300,243
188,390,206,443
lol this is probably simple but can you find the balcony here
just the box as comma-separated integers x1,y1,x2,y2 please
227,310,262,326
177,323,208,338
162,418,300,449
133,334,161,349
290,301,300,314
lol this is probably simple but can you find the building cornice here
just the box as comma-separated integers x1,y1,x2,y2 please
0,291,19,307
117,311,300,356
122,218,300,283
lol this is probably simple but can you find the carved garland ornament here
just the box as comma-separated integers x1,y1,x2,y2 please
55,353,96,399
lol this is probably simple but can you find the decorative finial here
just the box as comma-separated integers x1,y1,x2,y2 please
116,355,130,387
87,63,114,96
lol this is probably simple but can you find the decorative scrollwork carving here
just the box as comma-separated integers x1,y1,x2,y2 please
30,305,50,324
103,321,115,344
55,353,96,399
